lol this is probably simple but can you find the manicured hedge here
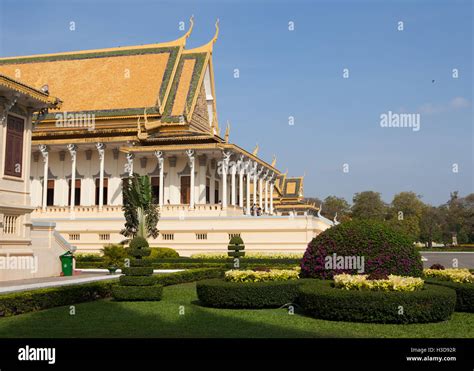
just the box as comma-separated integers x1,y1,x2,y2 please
155,268,224,286
0,268,224,317
298,279,456,324
119,275,157,286
196,279,301,308
121,267,154,276
112,285,163,301
0,280,116,317
425,278,474,312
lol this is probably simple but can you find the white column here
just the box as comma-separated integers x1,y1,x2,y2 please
246,161,251,214
238,157,244,208
67,144,77,211
186,150,195,208
154,151,164,208
264,171,269,214
270,179,274,215
253,163,258,209
39,145,48,211
231,162,236,206
96,143,105,210
222,151,230,208
258,170,263,209
126,153,134,177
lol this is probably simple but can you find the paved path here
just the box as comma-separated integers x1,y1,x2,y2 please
420,251,474,269
0,269,184,295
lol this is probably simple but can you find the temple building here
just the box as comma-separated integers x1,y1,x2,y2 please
0,19,334,256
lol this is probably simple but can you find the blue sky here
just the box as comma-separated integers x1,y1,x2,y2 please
0,0,472,205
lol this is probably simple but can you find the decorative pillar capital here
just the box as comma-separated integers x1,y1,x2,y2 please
95,142,105,160
39,144,49,161
186,149,195,167
67,144,77,160
154,151,164,168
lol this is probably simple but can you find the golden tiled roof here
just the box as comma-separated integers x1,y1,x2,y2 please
0,73,61,108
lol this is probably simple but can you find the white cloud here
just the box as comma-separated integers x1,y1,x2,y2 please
417,97,470,115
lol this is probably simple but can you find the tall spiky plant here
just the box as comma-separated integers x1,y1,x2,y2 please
121,174,159,239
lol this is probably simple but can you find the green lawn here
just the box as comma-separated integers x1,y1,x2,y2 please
0,282,473,338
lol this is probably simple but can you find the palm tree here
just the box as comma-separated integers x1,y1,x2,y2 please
121,174,159,239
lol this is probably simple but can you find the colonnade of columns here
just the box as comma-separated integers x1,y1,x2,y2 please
36,145,277,215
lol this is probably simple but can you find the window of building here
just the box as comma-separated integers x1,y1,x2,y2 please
214,180,219,204
69,233,80,241
99,233,110,241
2,215,19,235
151,176,160,204
46,179,55,206
196,233,207,240
162,233,174,241
205,177,210,204
4,115,24,178
95,178,108,205
68,179,81,206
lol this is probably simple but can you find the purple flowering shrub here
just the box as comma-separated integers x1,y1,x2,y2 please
300,220,423,279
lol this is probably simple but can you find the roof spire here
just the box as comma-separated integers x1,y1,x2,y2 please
271,155,277,167
183,15,195,41
224,121,230,143
252,143,259,156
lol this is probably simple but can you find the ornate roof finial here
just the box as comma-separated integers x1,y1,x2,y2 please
252,143,259,156
317,204,322,218
271,155,277,167
211,18,220,46
224,121,230,143
333,212,340,225
184,15,195,40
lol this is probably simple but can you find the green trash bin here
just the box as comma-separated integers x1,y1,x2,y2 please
60,251,74,276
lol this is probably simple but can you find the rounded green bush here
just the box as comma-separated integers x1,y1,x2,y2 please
425,278,474,312
301,220,423,279
298,279,456,324
196,278,300,308
146,247,179,260
129,236,149,249
112,284,162,301
119,275,156,286
121,267,153,276
129,258,152,267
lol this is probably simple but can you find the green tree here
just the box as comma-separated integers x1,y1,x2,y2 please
441,192,474,245
351,191,387,220
386,192,425,242
121,174,159,239
389,192,424,220
419,206,444,248
322,195,351,221
387,215,420,243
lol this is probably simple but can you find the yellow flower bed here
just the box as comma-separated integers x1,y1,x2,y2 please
424,268,474,284
191,252,303,259
224,269,300,283
333,274,424,292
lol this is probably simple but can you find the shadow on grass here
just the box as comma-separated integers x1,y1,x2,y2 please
0,284,357,338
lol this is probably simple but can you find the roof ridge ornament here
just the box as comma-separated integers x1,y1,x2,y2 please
252,143,259,156
271,155,277,167
224,121,230,143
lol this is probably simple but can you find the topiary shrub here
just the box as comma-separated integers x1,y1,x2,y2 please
228,235,245,260
300,220,423,279
112,236,162,301
196,278,300,308
298,280,456,324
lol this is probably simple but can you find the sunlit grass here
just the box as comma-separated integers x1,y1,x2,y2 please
0,283,472,338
